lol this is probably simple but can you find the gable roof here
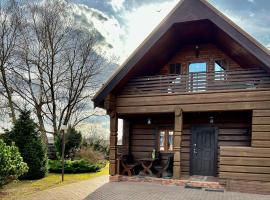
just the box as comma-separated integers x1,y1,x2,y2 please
93,0,270,108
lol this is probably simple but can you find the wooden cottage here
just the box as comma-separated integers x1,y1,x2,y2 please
93,0,270,194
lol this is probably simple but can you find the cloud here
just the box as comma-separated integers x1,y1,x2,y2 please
109,0,125,12
70,3,126,57
117,0,178,63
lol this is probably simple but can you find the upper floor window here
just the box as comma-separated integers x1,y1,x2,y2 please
189,62,207,73
189,62,207,91
159,130,174,152
215,60,227,80
169,63,181,74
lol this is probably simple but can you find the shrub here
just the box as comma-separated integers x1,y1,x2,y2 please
48,159,101,173
5,109,48,180
74,146,105,164
55,126,82,159
82,135,109,157
0,139,28,187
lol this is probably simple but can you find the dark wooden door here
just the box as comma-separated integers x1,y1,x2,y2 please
190,126,218,176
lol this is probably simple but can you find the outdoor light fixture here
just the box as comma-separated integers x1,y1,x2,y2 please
147,118,151,125
195,45,200,58
209,116,214,124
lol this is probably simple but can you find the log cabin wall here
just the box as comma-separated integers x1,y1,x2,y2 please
217,109,270,194
158,43,241,75
252,109,270,147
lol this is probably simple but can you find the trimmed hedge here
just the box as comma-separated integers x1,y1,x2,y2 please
48,159,101,173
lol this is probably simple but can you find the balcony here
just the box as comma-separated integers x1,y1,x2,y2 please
120,69,270,96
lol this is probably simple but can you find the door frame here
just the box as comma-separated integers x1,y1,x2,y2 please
190,125,218,176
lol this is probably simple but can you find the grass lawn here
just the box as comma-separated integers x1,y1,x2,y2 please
0,163,109,200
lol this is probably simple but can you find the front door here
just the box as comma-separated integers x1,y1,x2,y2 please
190,126,218,176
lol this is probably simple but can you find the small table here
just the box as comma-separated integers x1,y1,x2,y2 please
138,158,157,176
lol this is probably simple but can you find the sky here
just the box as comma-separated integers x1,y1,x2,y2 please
66,0,270,139
68,0,270,66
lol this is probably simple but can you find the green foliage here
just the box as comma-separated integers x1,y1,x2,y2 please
55,126,82,158
0,139,28,187
5,109,48,180
48,159,101,173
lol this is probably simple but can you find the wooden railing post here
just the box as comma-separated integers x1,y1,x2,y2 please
173,107,183,179
109,110,118,176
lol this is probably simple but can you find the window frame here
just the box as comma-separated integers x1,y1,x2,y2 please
169,63,181,75
188,62,208,92
158,129,174,153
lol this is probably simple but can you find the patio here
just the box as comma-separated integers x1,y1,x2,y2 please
85,182,270,200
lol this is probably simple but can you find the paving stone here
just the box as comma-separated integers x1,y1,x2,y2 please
85,182,270,200
20,175,108,200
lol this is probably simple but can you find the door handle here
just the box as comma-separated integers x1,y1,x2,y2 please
193,143,197,154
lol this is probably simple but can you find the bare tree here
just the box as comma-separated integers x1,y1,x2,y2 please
11,0,104,139
0,0,22,123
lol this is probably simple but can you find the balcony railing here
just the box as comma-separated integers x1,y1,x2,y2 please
120,69,270,96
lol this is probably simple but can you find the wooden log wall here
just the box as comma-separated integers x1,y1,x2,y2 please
252,109,270,147
159,43,241,75
116,89,270,114
128,115,174,165
130,124,157,159
219,147,270,182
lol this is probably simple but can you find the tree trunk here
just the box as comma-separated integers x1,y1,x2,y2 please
0,66,16,123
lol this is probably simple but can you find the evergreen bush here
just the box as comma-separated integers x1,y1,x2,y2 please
5,110,48,180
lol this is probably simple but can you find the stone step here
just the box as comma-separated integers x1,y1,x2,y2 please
117,175,225,191
184,181,224,190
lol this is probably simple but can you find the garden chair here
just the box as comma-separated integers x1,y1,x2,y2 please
154,154,174,178
119,154,139,176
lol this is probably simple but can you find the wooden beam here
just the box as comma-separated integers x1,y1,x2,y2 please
220,157,270,166
117,90,270,107
116,101,270,114
173,107,182,179
220,147,270,158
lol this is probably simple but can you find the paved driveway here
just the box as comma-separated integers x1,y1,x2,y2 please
21,175,108,200
85,182,270,200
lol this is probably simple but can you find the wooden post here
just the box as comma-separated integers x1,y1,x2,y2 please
173,107,183,179
109,111,118,176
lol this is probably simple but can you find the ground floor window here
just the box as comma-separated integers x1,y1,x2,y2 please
159,130,174,152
